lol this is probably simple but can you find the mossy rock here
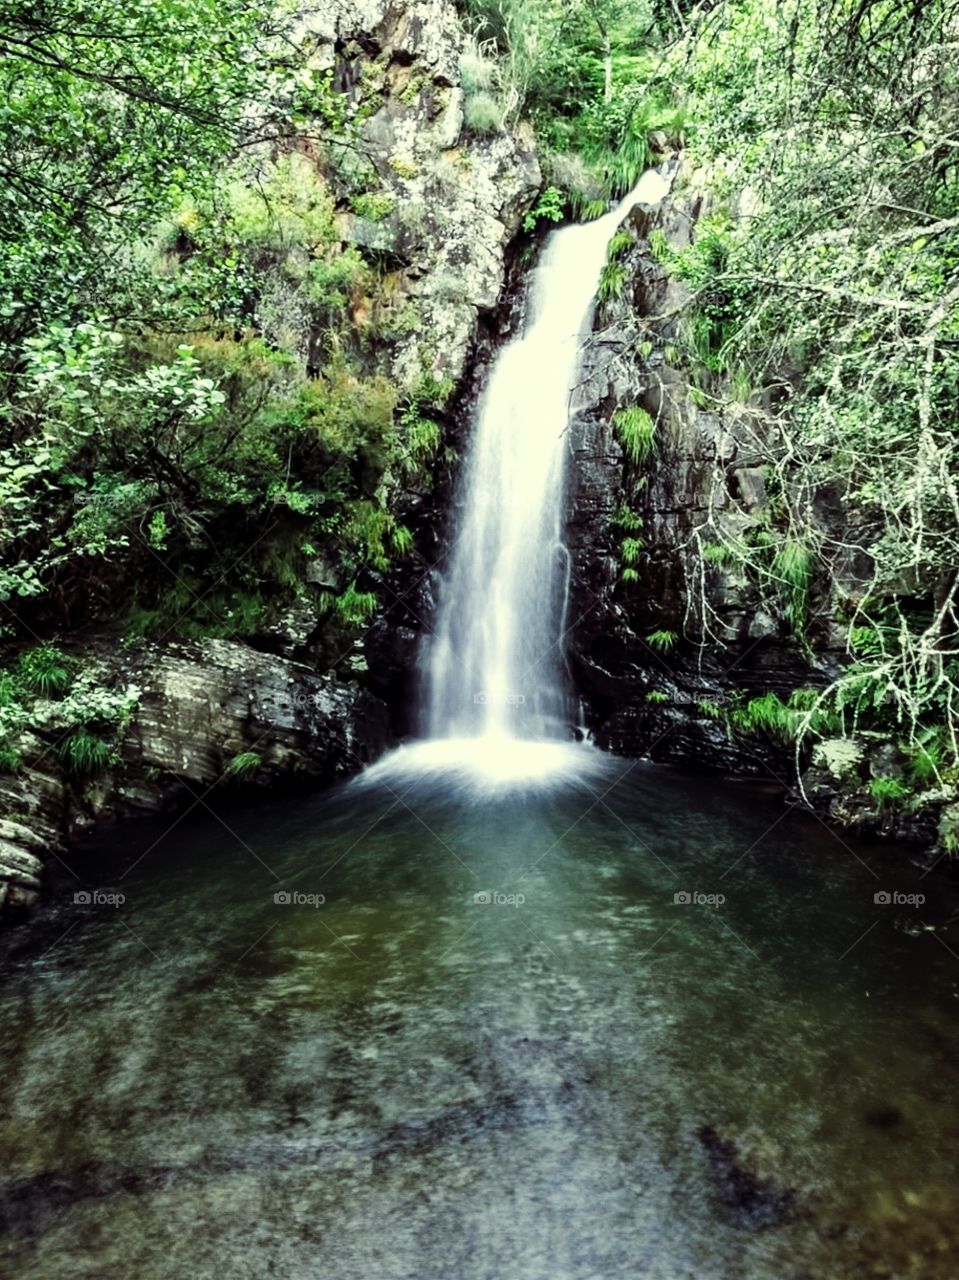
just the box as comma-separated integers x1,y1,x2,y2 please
811,737,864,782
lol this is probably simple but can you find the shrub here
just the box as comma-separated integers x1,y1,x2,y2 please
464,93,504,135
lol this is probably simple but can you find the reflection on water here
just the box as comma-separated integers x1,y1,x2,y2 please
1,754,958,1279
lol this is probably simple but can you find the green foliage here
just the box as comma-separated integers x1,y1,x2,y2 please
597,260,628,303
729,692,798,744
622,536,644,565
58,729,112,779
657,0,959,777
464,92,505,135
351,192,397,222
606,230,633,259
334,583,378,625
614,406,657,462
391,525,414,556
772,540,812,635
227,751,262,780
646,690,669,704
17,645,73,698
700,541,737,565
610,501,644,531
399,372,453,473
523,186,566,233
869,776,909,806
646,629,677,653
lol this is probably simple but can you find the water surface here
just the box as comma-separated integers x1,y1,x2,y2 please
1,754,958,1279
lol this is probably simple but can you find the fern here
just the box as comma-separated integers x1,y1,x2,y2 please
391,524,414,556
869,775,909,805
597,260,628,303
646,629,678,652
18,645,73,698
606,229,633,260
773,539,812,634
622,536,644,566
227,751,261,780
729,692,799,743
615,406,657,463
335,582,377,625
58,729,112,778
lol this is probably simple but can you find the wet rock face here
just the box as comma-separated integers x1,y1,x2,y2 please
0,640,391,919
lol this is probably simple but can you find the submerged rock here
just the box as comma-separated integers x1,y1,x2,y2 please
697,1124,800,1230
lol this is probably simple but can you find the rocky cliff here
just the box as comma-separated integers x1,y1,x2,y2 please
565,160,957,854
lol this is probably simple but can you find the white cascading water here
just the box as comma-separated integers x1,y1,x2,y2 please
363,169,670,787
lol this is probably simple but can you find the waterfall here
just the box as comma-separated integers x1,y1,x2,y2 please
426,169,670,743
362,168,670,788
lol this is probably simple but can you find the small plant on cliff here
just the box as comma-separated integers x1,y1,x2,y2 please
464,93,505,135
334,582,377,625
772,540,812,636
227,751,261,780
728,692,798,745
646,629,678,653
597,259,628,303
869,776,909,807
614,406,657,463
523,186,565,233
606,230,632,259
58,729,112,779
622,536,644,566
18,645,73,698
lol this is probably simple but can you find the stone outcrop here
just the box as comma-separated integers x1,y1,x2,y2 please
0,640,390,918
304,0,540,386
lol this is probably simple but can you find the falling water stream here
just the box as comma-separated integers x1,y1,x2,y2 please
370,170,669,789
427,170,669,745
3,174,959,1279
